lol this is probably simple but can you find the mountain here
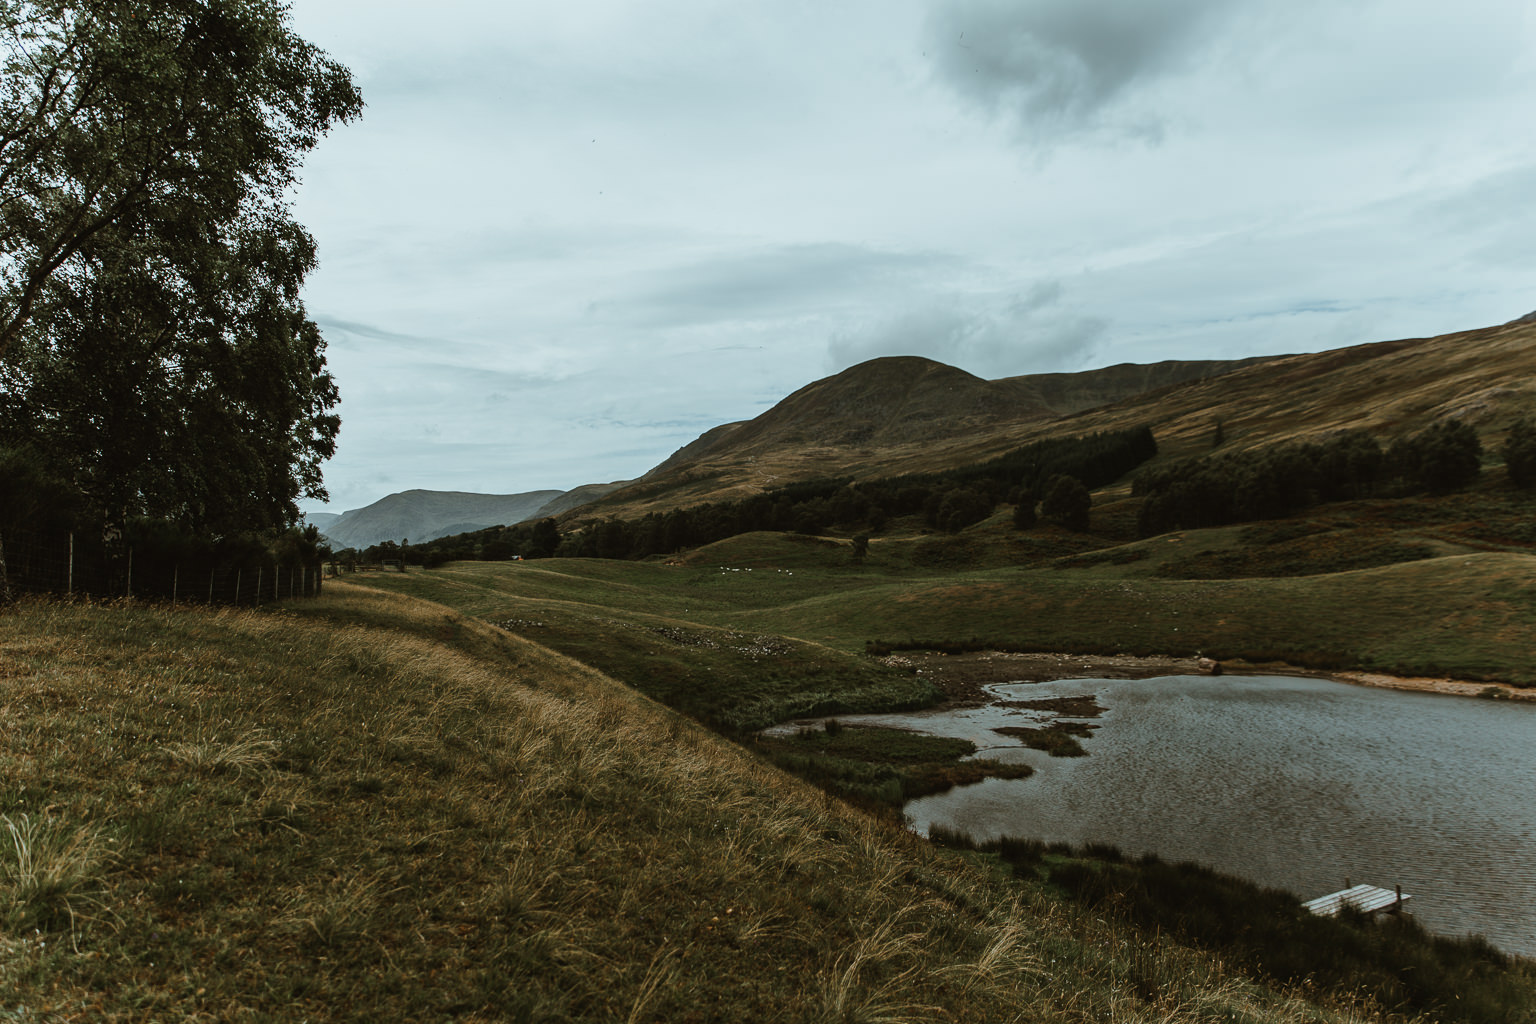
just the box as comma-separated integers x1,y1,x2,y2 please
302,511,342,535
531,481,632,519
316,489,566,550
563,318,1535,523
563,354,1271,521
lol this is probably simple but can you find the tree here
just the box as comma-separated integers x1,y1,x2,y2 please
935,487,991,533
1012,491,1037,530
524,518,560,558
1391,420,1482,495
0,1,361,532
1041,475,1091,532
1501,417,1536,489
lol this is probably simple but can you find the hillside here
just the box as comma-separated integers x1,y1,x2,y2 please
567,320,1533,524
530,480,631,519
574,354,1268,521
316,488,566,549
11,586,1508,1022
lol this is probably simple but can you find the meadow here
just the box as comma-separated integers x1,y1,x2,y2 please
7,584,1498,1022
366,528,1536,688
4,508,1534,1021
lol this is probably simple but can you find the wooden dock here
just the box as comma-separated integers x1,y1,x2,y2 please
1302,883,1411,918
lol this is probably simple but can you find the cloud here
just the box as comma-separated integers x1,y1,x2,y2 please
601,243,960,329
924,0,1231,142
828,282,1108,378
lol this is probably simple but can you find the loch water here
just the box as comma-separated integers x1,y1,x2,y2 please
857,674,1536,956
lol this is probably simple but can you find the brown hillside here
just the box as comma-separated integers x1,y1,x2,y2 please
1040,318,1536,465
567,320,1533,523
573,355,1266,520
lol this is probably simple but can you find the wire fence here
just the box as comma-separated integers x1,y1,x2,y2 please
0,528,322,606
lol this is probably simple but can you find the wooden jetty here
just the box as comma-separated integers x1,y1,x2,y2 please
1303,883,1411,918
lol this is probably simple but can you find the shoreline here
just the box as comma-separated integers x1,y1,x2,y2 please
883,650,1536,706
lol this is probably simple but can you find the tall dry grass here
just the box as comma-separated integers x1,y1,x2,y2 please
0,583,1487,1021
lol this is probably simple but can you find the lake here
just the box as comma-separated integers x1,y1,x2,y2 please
841,674,1536,956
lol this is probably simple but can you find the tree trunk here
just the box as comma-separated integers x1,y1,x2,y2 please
0,529,13,605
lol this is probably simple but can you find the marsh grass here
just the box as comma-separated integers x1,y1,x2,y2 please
993,722,1094,757
755,726,1033,811
2,586,1529,1021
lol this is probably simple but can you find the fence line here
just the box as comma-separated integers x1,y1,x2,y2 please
0,528,322,607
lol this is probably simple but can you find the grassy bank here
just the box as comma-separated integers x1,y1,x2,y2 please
931,833,1536,1024
0,586,1468,1022
361,563,940,733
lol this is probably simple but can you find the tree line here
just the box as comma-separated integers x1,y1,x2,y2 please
1132,419,1523,537
1,1,361,591
371,426,1152,564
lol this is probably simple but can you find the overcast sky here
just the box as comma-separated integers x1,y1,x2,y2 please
286,0,1536,514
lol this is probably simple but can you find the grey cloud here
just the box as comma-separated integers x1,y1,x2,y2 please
829,282,1108,378
313,315,440,349
925,0,1230,141
602,243,962,328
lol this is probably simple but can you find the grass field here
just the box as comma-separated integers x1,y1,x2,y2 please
8,585,1501,1022
366,537,1536,687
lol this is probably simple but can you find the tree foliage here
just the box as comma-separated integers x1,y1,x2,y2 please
1040,475,1091,531
1502,416,1536,489
1135,424,1483,538
0,1,361,533
546,427,1155,561
1011,492,1037,530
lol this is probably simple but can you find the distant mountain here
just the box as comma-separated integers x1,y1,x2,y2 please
316,489,566,550
302,511,342,535
532,481,631,519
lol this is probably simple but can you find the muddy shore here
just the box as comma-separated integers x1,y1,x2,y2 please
884,650,1536,706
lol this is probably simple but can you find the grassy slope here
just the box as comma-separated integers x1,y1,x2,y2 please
0,586,1404,1023
369,541,1536,686
358,559,939,733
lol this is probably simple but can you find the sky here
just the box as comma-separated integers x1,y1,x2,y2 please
286,0,1536,514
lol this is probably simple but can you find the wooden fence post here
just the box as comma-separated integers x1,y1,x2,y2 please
173,565,178,604
209,569,215,606
68,532,74,596
126,547,132,599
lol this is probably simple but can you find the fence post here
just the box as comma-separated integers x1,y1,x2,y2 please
126,547,132,600
236,569,242,605
173,565,178,604
256,566,262,606
209,569,215,606
68,532,74,596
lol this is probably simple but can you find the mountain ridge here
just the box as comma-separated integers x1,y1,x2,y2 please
560,320,1535,524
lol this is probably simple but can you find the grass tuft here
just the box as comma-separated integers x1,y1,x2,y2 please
0,814,110,932
161,730,281,775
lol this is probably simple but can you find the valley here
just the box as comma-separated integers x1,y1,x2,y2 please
7,316,1536,1021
